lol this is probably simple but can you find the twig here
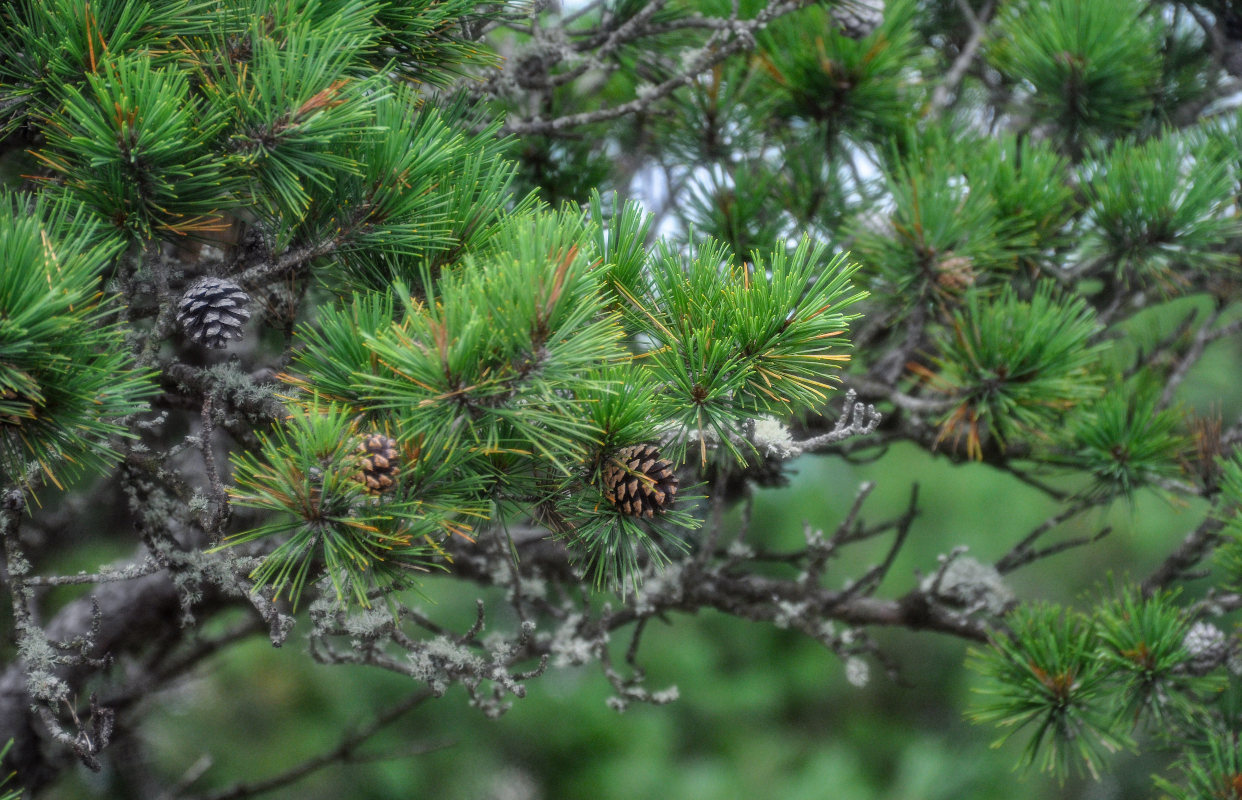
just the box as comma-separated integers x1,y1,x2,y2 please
0,488,34,634
23,557,163,587
796,389,883,451
1123,306,1199,381
503,0,815,135
1142,512,1230,595
233,237,339,287
1160,307,1239,408
928,0,995,116
840,484,919,599
198,394,231,544
995,495,1113,574
186,690,437,800
996,526,1112,574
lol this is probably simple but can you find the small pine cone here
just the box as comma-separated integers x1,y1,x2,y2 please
357,434,400,494
176,277,252,348
603,444,678,518
1183,621,1230,676
934,254,976,292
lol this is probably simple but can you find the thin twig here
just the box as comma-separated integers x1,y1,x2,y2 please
186,690,437,800
503,0,815,135
23,557,163,587
841,484,919,599
1143,513,1231,595
928,0,995,116
1160,307,1239,408
995,495,1113,574
996,526,1112,574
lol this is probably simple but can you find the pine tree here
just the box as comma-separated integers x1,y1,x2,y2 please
2,0,1242,797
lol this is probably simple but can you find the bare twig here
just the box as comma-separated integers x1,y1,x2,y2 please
840,484,919,599
1160,307,1240,408
503,0,815,135
928,0,996,116
1143,512,1231,595
996,526,1112,574
995,495,1114,574
797,389,883,451
185,690,438,800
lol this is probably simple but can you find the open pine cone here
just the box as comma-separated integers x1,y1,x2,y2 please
176,277,252,349
357,433,400,494
603,444,678,518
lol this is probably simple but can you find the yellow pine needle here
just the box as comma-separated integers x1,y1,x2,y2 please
28,150,73,176
612,281,676,340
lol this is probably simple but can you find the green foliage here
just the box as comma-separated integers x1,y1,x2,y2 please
1059,380,1187,500
588,191,654,310
756,0,923,144
365,231,618,466
1095,588,1218,729
852,126,1079,307
253,190,864,590
225,399,482,608
917,284,1105,459
972,590,1224,781
197,2,383,227
989,0,1163,147
1155,728,1242,800
1214,457,1242,589
623,237,865,463
682,163,786,260
0,739,20,800
0,0,194,137
960,134,1078,267
37,53,231,242
1081,131,1239,289
853,145,1005,305
970,603,1127,779
321,95,526,292
371,0,502,85
0,193,156,487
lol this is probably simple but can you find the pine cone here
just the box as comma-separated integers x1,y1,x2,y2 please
176,277,251,348
831,0,884,38
603,444,678,518
357,434,400,494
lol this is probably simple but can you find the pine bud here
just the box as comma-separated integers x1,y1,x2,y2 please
603,444,678,518
176,277,252,348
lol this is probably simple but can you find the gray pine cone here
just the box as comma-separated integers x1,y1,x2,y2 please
832,0,884,38
176,277,252,348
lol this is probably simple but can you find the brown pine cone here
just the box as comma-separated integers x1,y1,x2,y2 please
603,444,678,518
357,433,400,494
